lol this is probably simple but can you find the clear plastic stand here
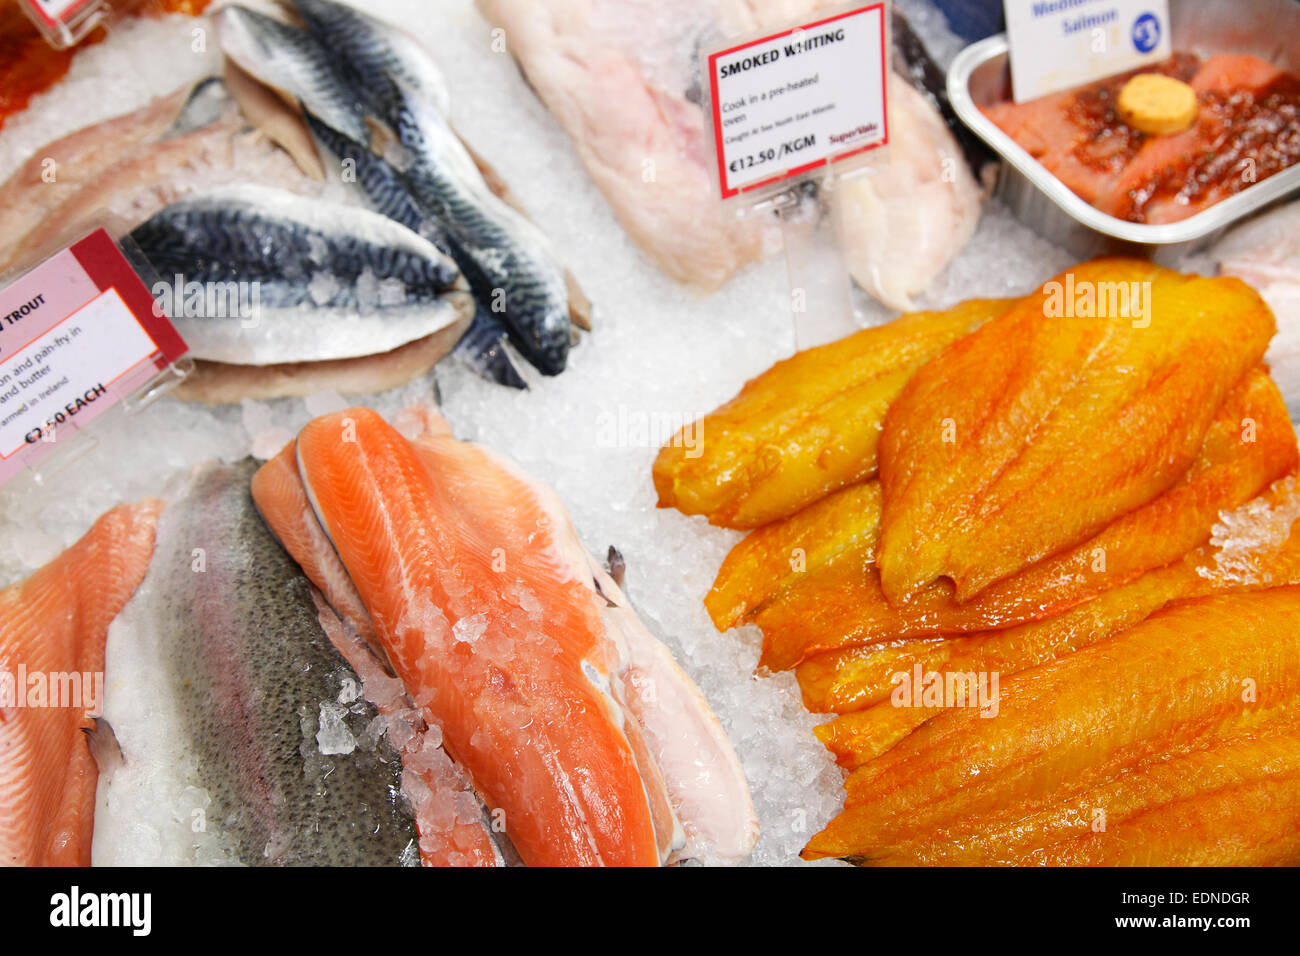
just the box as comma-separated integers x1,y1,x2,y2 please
26,357,192,486
0,228,192,489
702,1,892,354
18,0,113,49
765,178,857,351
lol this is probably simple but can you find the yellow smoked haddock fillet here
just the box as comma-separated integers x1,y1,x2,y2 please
0,500,161,866
730,367,1294,671
813,561,1240,768
844,723,1300,866
802,586,1300,863
804,559,1202,723
704,482,882,632
875,730,1300,866
812,516,1298,764
652,298,1009,529
803,472,1300,729
875,258,1276,604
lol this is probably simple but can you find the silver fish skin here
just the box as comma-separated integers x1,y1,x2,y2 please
392,84,573,375
95,460,418,867
290,0,452,119
303,113,529,388
0,84,200,277
6,79,315,278
217,4,371,146
130,183,471,366
220,3,573,375
160,76,232,139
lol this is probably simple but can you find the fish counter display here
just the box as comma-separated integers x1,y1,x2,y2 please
1,0,1300,871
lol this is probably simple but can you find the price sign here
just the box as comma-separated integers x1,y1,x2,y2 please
0,230,187,483
706,3,890,200
1004,0,1172,102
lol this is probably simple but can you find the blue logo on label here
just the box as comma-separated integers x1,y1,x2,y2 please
1132,13,1161,53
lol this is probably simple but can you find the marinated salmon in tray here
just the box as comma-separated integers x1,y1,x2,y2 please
984,53,1300,225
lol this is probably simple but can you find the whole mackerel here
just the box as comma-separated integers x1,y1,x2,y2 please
93,460,418,866
219,1,573,376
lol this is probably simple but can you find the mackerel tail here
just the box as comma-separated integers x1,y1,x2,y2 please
306,114,529,389
456,304,529,390
393,85,572,375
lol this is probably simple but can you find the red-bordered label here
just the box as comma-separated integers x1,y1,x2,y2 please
69,229,187,363
0,229,187,480
706,3,890,200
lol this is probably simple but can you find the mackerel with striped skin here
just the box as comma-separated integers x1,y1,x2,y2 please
392,84,573,375
217,0,573,376
305,113,528,388
130,184,470,366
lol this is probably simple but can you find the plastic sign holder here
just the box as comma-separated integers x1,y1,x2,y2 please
702,1,893,349
18,0,116,49
0,229,190,487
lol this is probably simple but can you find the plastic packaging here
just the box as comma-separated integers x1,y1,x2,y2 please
18,0,124,50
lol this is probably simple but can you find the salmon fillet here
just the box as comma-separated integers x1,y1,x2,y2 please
292,407,673,865
985,53,1300,225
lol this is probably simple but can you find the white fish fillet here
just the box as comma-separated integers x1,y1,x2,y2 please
591,560,761,863
171,316,471,404
836,78,982,311
477,0,980,302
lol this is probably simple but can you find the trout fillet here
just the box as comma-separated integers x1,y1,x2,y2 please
0,501,160,866
288,407,756,865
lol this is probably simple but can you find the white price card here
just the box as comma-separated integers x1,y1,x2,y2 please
1004,0,1172,102
0,230,188,484
706,3,889,201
